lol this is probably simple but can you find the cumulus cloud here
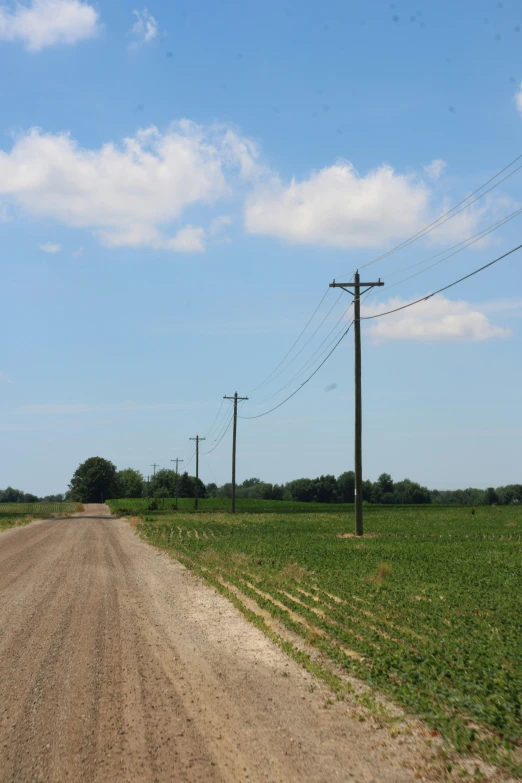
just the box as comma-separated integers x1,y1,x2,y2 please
0,121,259,252
245,160,507,249
129,8,158,47
0,0,99,51
363,295,511,342
245,163,431,248
424,159,447,180
39,242,61,253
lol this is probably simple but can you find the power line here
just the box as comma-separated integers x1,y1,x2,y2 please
208,400,235,444
384,205,522,291
204,398,226,439
361,242,522,321
201,410,235,454
240,322,354,420
253,291,345,395
184,448,197,472
249,288,342,395
257,300,354,405
336,153,522,278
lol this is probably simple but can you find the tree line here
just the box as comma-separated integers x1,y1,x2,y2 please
3,458,521,506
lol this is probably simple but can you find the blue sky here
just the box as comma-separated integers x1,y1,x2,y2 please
1,0,521,495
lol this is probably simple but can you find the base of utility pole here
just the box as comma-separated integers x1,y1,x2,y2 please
330,271,384,537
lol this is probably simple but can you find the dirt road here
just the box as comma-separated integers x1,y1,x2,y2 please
0,505,426,782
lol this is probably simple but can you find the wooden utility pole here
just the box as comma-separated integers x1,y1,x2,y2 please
330,271,384,536
223,392,249,513
189,436,205,509
170,458,184,510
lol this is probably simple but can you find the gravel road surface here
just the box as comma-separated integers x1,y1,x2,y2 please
0,505,426,782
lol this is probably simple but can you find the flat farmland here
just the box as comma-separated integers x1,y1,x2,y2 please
0,502,79,531
118,502,522,775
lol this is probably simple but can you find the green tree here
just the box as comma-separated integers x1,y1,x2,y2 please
337,471,355,503
116,468,144,498
378,473,394,494
242,477,261,488
69,457,118,503
484,487,499,505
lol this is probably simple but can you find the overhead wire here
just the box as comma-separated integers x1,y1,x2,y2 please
203,398,226,439
240,322,354,420
257,300,354,404
361,242,522,321
384,205,522,292
201,409,235,455
249,287,332,392
335,152,522,278
252,290,345,396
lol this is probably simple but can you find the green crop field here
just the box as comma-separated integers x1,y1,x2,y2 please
111,500,522,774
0,502,79,531
108,496,431,515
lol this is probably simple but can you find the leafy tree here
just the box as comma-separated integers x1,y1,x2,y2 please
206,482,218,498
69,457,118,503
378,473,394,494
151,469,177,498
337,471,355,503
242,477,261,488
312,475,338,503
484,487,499,505
286,478,314,502
116,468,144,498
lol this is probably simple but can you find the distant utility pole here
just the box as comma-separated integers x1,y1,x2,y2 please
170,458,184,510
146,475,150,498
223,392,249,513
189,437,205,510
330,271,384,536
150,463,159,478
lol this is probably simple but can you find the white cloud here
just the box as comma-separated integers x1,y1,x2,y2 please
515,82,522,117
245,163,432,248
129,8,158,47
363,295,512,342
245,160,507,249
0,121,258,252
0,371,12,384
39,241,61,253
0,0,99,51
424,159,447,180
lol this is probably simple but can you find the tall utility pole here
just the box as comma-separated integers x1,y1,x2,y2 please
170,458,184,510
189,436,205,509
223,392,249,513
330,271,384,536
